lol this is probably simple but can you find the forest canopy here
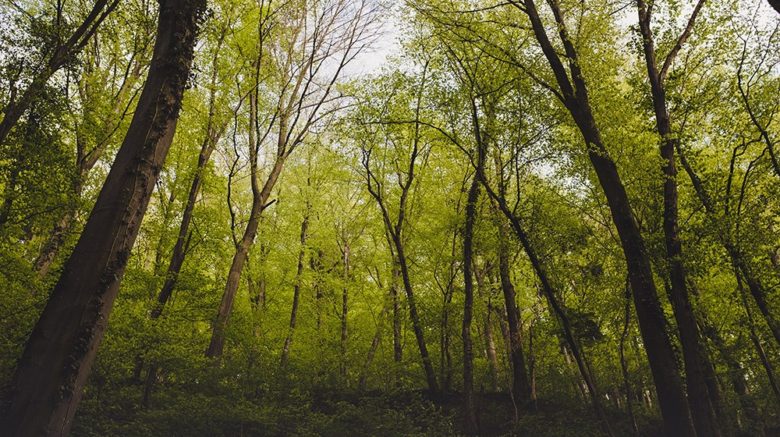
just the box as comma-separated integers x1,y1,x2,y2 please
0,0,778,435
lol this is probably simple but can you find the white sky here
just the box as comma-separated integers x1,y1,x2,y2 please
343,8,402,78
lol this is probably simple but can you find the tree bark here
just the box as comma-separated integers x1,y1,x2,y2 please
520,1,694,434
492,198,531,403
635,3,721,435
461,95,484,433
0,1,204,433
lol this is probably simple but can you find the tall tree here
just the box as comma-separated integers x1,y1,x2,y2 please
360,64,439,393
206,0,374,358
635,1,723,435
0,0,205,433
515,1,695,433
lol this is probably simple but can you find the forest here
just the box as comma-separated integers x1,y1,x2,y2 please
0,0,778,435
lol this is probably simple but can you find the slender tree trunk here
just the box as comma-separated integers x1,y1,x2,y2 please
462,138,482,434
32,198,77,279
738,271,780,403
475,113,612,435
395,239,438,392
528,317,537,406
0,1,204,433
620,281,640,436
141,46,225,402
493,200,531,403
206,153,284,358
280,209,310,368
699,302,763,434
486,180,612,435
340,240,350,382
484,302,500,392
151,35,225,318
439,236,458,392
309,248,321,330
205,80,287,358
361,60,434,391
522,1,694,433
359,285,391,390
0,166,19,228
391,264,403,368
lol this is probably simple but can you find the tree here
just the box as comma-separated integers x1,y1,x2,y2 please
0,0,205,433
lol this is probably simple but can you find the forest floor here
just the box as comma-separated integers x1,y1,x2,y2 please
72,384,671,436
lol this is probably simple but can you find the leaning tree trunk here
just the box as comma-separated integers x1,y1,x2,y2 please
0,1,204,434
521,1,694,434
636,3,722,434
280,209,310,368
394,239,439,393
205,89,287,358
151,33,225,318
494,206,531,403
339,240,350,382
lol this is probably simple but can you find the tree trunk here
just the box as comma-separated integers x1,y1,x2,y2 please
0,1,204,433
206,153,285,358
395,239,439,393
205,84,287,358
151,36,225,318
340,240,350,382
359,285,392,390
493,200,531,403
462,131,482,433
391,264,403,368
620,281,640,436
32,204,77,279
738,271,780,403
484,302,500,393
522,1,694,434
699,302,763,434
636,4,722,434
476,133,612,435
280,209,310,368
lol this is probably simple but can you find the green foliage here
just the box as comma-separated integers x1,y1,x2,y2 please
1,0,779,435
